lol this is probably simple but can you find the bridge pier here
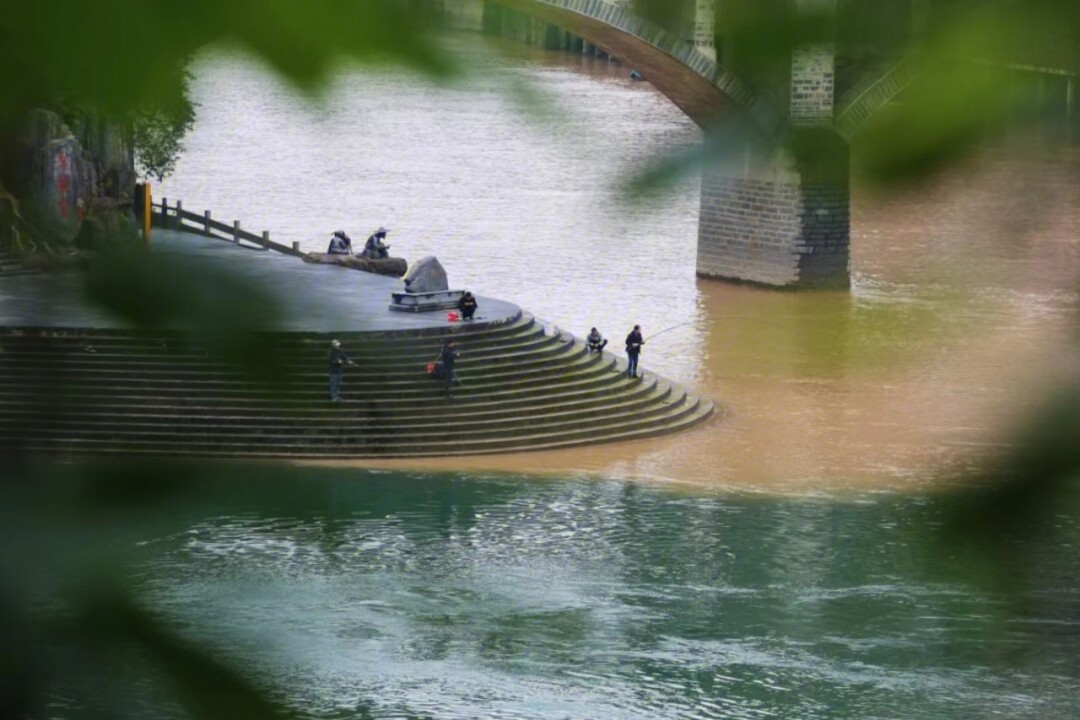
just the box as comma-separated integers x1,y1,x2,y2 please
697,131,850,290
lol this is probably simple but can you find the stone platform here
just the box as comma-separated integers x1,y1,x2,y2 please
0,230,713,459
0,230,519,332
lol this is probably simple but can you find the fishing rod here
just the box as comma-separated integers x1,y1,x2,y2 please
643,320,697,342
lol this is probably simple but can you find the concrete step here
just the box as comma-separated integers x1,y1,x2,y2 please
0,381,676,431
0,334,583,376
0,349,618,398
0,374,661,420
0,319,714,458
0,388,685,443
3,392,707,457
0,310,533,350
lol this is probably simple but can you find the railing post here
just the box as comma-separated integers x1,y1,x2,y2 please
261,230,270,250
233,220,240,244
204,210,211,236
161,198,168,229
291,241,301,254
175,201,182,231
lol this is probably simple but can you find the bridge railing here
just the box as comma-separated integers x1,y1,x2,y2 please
150,198,304,257
834,58,918,139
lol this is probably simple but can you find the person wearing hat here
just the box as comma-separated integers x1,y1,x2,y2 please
362,226,391,259
327,230,353,255
328,339,356,404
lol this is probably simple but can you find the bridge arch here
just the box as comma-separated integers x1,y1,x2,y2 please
493,0,781,135
493,0,856,289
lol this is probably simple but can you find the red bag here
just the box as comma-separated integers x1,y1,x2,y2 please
425,362,436,374
447,311,460,322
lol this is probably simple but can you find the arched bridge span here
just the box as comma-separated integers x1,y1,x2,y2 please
492,0,911,290
494,0,781,134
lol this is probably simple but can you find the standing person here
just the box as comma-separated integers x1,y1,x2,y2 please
437,339,460,397
327,230,353,255
458,291,478,321
624,324,644,378
328,339,356,404
362,226,391,259
586,327,607,354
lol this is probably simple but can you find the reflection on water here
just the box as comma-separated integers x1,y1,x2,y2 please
159,38,1080,491
104,471,1078,719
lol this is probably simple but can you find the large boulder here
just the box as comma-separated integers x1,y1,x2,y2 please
2,110,92,243
402,255,448,293
303,252,408,277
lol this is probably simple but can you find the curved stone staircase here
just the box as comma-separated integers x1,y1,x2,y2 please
0,312,713,458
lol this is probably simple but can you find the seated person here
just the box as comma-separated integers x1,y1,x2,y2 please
327,230,353,255
586,327,608,353
458,291,478,321
361,226,391,259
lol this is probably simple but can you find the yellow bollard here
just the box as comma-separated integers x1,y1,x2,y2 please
141,183,152,242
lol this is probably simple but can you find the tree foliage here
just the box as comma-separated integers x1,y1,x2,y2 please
132,63,197,181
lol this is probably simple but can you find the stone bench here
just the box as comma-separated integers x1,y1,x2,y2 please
389,289,465,313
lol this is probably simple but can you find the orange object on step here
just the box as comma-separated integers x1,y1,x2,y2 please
447,311,460,322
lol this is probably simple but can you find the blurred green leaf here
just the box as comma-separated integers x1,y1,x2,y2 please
77,588,295,720
950,381,1080,539
624,119,764,198
0,0,456,122
81,246,289,378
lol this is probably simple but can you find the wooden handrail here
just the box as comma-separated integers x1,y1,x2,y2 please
149,199,304,257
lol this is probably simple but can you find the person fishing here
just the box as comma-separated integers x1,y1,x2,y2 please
624,324,644,378
361,226,391,259
327,339,357,404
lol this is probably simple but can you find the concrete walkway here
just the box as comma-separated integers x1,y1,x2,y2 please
0,230,519,332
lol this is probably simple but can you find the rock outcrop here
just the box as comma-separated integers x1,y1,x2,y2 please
1,109,138,254
302,252,408,277
2,110,92,243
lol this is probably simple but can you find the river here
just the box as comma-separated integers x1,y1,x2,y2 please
159,38,1080,493
140,35,1080,718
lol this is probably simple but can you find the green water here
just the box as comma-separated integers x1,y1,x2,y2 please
47,469,1077,719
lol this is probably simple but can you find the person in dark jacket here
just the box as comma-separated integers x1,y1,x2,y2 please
458,291,478,321
586,327,607,354
328,339,356,403
327,230,353,255
624,325,644,378
436,340,460,396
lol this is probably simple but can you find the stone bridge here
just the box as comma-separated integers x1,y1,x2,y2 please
486,0,913,289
